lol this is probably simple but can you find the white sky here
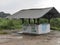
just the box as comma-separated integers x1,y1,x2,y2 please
0,0,60,14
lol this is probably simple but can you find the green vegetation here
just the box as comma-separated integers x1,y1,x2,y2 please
0,31,8,34
0,18,22,30
39,18,48,24
50,18,60,30
0,18,60,31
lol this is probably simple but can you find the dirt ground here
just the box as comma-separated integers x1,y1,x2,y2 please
0,30,60,45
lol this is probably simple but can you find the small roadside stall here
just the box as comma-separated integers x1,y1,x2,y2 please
7,7,59,34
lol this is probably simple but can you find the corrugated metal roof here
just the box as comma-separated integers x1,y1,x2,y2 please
7,7,59,19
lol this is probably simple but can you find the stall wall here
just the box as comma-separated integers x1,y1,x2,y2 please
22,24,50,34
38,24,50,34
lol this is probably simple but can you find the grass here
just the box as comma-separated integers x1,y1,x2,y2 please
0,31,8,34
51,27,60,31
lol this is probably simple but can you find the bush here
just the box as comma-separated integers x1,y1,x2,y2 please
0,18,22,30
50,18,60,30
39,18,48,24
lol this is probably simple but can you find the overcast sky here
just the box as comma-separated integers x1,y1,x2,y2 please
0,0,60,14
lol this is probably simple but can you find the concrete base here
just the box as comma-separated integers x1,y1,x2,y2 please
21,24,50,34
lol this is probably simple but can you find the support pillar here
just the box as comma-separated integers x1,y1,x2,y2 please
33,19,36,24
28,18,30,24
37,18,40,24
21,18,24,24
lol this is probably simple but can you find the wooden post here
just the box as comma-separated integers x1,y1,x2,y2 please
28,18,30,24
37,18,39,24
33,19,35,24
21,18,24,24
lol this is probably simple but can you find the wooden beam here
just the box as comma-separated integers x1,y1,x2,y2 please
21,18,24,24
28,18,30,24
33,19,36,24
37,18,39,24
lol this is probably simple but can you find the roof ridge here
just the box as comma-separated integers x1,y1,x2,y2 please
21,7,54,11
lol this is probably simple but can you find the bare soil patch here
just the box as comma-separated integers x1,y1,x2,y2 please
0,30,60,45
